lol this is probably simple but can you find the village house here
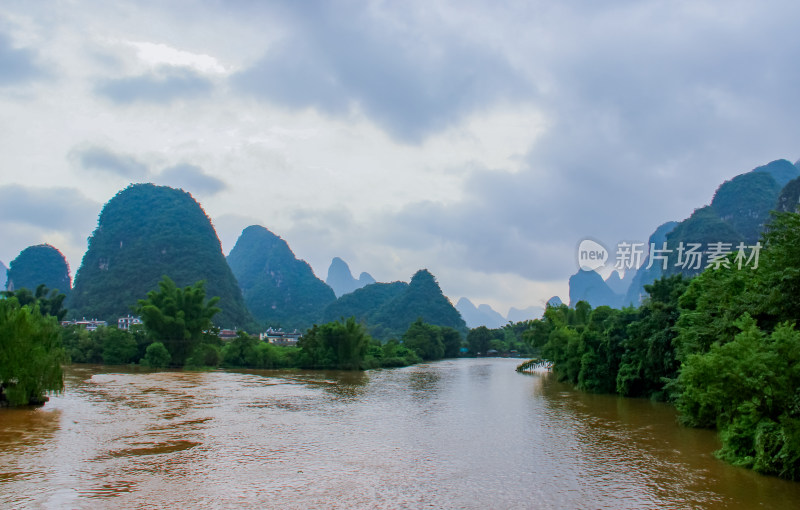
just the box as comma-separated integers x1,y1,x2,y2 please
60,318,107,331
117,315,142,330
259,328,302,347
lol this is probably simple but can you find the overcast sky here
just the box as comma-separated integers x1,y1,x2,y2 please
2,0,799,315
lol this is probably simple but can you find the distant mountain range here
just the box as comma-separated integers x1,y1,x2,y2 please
456,297,545,329
569,158,800,308
325,257,375,297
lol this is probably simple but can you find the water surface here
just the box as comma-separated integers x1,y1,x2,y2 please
2,358,799,508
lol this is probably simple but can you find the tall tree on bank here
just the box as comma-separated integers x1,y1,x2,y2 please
297,317,370,370
0,298,65,406
135,276,221,367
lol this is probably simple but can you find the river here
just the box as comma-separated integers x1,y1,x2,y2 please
2,358,799,509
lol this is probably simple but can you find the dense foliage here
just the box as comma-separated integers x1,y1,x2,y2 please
135,276,222,367
3,284,68,321
5,244,71,297
0,298,65,406
468,322,533,357
528,211,800,480
226,225,336,331
68,183,252,328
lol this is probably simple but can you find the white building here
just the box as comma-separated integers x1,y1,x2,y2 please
259,328,302,346
61,318,108,331
118,315,142,330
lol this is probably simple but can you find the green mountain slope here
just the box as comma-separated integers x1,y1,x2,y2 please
6,244,71,296
323,269,466,340
226,225,336,330
69,184,252,327
322,281,408,324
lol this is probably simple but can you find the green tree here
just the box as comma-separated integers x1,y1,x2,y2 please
0,298,65,406
222,331,261,367
135,276,221,366
297,317,370,370
99,327,139,365
142,341,171,368
403,318,445,360
2,284,68,321
440,327,463,358
467,326,492,355
617,275,688,399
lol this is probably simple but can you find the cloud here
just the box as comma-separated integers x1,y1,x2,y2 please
73,145,149,179
0,185,100,273
0,31,46,86
212,213,264,256
95,67,213,104
156,164,226,196
0,184,99,231
232,1,529,143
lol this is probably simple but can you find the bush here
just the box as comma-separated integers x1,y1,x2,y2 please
142,342,171,369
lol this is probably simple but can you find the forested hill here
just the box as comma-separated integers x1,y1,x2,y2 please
5,244,71,296
323,269,467,340
68,184,253,328
619,159,800,305
226,225,336,331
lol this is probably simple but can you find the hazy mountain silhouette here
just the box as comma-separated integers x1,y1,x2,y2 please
569,269,622,308
325,257,375,297
623,221,679,306
456,297,506,329
507,306,544,322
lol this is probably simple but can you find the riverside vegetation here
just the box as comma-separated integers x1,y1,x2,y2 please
3,271,536,405
528,211,800,481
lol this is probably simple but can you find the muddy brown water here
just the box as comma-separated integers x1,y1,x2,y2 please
2,358,800,509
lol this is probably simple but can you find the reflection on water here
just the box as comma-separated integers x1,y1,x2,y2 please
1,359,799,509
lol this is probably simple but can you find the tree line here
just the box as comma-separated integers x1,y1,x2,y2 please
5,272,533,406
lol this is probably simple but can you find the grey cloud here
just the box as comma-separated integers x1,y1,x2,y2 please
0,185,99,231
74,145,149,179
0,31,46,86
398,1,800,282
157,164,226,195
212,213,263,255
233,2,529,143
95,68,213,104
